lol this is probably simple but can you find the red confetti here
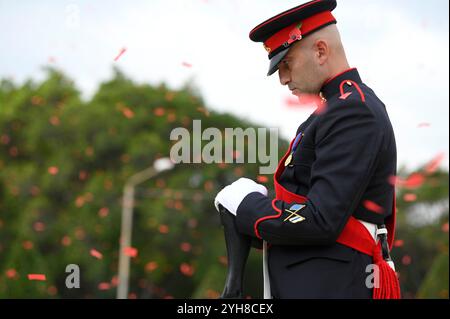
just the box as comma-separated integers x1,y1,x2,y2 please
30,186,40,196
179,263,195,277
154,107,165,117
424,152,446,174
6,269,17,279
33,221,45,232
111,276,119,287
187,219,198,229
339,92,352,100
218,256,228,266
394,239,404,247
284,96,301,108
90,249,103,260
388,175,403,187
121,107,134,119
79,170,88,181
363,200,384,214
9,146,18,157
206,289,220,298
123,247,138,258
49,116,60,126
257,175,269,183
285,94,324,111
75,196,85,207
61,236,72,246
167,112,176,122
389,173,425,189
442,222,449,233
0,134,10,145
23,240,34,250
404,173,425,189
98,282,111,290
48,166,59,175
47,286,58,296
113,47,127,62
98,207,109,218
28,274,46,281
174,200,184,211
402,255,412,266
158,224,169,234
182,61,192,68
145,261,158,272
180,242,192,252
403,193,417,202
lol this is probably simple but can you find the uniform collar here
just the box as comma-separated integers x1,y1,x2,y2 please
320,67,362,100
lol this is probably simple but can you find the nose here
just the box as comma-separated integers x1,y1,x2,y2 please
278,64,290,86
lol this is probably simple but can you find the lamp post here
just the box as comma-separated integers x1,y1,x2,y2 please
117,158,175,299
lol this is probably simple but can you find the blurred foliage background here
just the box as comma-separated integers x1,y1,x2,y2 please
0,68,448,298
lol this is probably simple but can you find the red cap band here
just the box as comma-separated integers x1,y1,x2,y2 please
263,11,336,54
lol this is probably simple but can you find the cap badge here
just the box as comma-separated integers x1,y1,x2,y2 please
284,22,303,48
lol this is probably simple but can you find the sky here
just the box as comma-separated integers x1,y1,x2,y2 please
0,0,449,171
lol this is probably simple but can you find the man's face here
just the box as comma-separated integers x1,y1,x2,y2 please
278,41,322,96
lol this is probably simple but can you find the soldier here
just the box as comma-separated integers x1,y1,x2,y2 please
215,0,401,299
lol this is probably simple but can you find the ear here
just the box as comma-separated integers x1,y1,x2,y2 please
314,39,329,65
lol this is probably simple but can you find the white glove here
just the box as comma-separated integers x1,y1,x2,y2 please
214,177,268,215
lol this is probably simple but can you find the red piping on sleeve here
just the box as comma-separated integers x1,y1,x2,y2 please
253,199,283,239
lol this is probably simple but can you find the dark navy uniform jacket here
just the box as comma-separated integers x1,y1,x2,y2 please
236,68,397,298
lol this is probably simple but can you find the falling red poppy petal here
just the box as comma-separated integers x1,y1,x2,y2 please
90,249,103,260
28,274,46,281
417,122,431,128
114,47,127,61
179,263,195,277
425,152,446,174
404,173,425,189
402,255,412,265
257,175,269,183
394,239,404,247
363,200,384,214
98,282,111,290
403,193,417,202
6,269,17,279
388,175,405,187
123,247,138,258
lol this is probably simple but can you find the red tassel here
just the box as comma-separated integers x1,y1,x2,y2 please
373,246,401,299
